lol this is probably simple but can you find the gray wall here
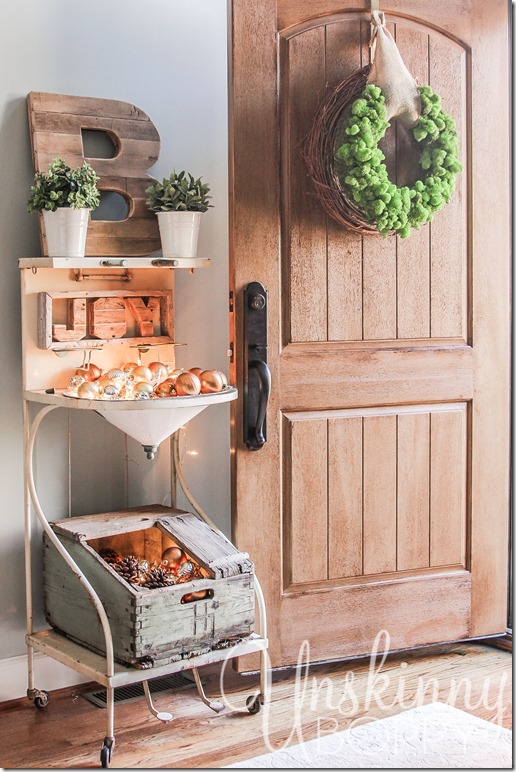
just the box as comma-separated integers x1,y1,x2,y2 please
0,0,229,659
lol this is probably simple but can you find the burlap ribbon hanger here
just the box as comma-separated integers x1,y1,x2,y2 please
367,9,421,128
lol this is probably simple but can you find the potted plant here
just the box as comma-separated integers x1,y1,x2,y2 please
27,157,100,257
145,171,212,258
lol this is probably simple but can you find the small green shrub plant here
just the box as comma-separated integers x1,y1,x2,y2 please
146,171,212,213
27,158,100,212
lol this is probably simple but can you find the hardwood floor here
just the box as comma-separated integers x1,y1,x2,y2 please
0,642,511,769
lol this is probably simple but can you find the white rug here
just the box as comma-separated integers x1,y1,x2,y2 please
225,702,512,768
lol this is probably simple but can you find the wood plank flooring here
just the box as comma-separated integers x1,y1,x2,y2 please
0,642,511,769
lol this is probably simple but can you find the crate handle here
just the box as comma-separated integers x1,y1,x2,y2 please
180,588,214,604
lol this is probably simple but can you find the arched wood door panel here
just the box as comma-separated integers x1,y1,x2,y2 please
281,14,468,346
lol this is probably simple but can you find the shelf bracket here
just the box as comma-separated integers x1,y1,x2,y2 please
74,268,133,282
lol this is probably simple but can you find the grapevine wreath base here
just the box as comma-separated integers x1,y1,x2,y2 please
303,65,462,238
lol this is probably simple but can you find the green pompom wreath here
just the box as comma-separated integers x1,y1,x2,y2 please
334,84,462,238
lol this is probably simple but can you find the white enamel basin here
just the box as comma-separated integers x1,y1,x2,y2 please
27,387,238,454
98,401,212,447
93,388,238,448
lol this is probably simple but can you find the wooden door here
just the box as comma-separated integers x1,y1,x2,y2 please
229,0,511,668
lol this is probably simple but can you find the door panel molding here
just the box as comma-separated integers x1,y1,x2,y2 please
282,566,469,596
282,403,468,591
280,571,471,663
279,346,473,410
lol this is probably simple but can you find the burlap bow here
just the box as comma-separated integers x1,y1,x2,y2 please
367,10,421,128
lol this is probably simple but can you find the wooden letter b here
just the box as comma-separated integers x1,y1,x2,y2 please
27,92,161,256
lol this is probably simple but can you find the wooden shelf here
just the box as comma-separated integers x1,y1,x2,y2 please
18,256,211,270
27,629,268,689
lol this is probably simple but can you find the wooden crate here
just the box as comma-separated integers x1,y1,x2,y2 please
43,506,255,668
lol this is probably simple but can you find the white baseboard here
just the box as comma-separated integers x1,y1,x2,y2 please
0,650,89,703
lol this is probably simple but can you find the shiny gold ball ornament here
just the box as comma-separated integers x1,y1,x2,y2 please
131,365,153,384
75,363,102,382
148,361,168,381
161,546,185,567
175,371,201,396
97,375,115,390
106,368,127,388
122,361,139,374
106,368,125,380
133,381,154,396
199,369,225,393
77,381,100,399
167,367,184,381
155,379,176,397
217,370,228,389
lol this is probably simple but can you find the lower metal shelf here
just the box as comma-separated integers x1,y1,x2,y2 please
27,629,268,689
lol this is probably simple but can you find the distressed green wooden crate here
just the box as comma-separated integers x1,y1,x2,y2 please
43,505,255,668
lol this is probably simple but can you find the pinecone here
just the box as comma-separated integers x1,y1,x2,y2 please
140,567,177,589
98,547,121,565
113,555,142,585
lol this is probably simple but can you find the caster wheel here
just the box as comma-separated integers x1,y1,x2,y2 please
34,691,50,709
100,745,111,768
246,694,261,715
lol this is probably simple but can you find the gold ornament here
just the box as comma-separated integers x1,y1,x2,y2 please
162,546,185,566
97,375,115,390
167,367,184,381
134,381,154,396
199,369,224,393
122,361,139,374
131,365,153,383
175,371,201,396
75,363,102,382
148,362,168,383
106,369,127,389
77,381,99,399
155,379,176,397
217,370,228,389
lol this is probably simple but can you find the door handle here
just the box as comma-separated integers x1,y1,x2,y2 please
248,359,271,449
244,282,270,450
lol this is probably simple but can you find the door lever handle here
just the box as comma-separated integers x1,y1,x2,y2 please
244,282,270,450
248,359,271,449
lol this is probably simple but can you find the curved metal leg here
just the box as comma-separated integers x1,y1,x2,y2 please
192,667,225,713
25,404,115,681
25,403,118,756
143,680,173,722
